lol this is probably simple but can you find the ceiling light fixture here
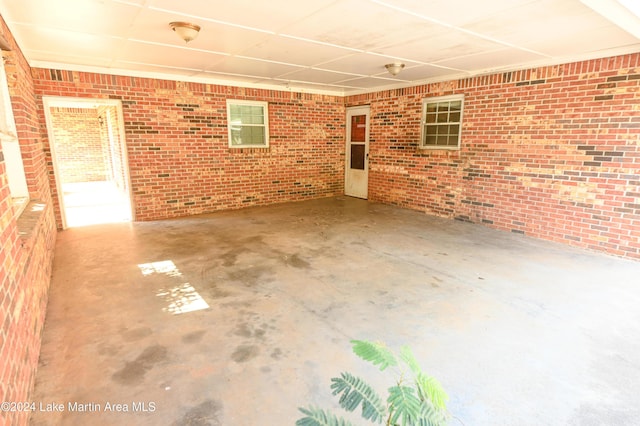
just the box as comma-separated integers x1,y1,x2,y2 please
169,22,201,43
385,62,405,76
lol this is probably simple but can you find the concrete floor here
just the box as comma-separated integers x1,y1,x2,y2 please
30,197,640,426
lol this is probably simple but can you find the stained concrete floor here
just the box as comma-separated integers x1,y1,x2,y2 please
30,196,640,426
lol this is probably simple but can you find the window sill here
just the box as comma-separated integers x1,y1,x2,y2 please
418,146,460,151
12,196,29,217
16,200,47,243
228,146,270,154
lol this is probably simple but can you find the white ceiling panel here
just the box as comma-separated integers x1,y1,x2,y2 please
111,61,202,76
238,35,357,67
1,0,639,95
334,76,408,88
373,64,465,81
373,0,538,27
463,0,612,47
116,0,147,5
149,0,336,32
193,70,265,86
372,28,521,64
526,22,639,56
9,24,123,60
271,78,363,92
279,0,448,51
24,50,114,69
206,56,304,79
117,40,228,70
316,52,421,75
434,48,551,73
2,0,141,36
278,67,364,84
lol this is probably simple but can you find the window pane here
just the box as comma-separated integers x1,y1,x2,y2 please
243,126,254,143
230,105,241,121
425,113,436,124
229,126,265,146
231,105,265,125
449,111,460,122
436,103,445,112
248,106,264,124
230,128,241,145
245,126,264,145
437,112,449,123
350,144,365,170
351,114,366,142
449,124,460,135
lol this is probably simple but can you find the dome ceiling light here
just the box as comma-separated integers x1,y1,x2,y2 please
169,22,201,43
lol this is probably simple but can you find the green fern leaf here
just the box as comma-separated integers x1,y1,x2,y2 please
330,372,386,423
296,406,355,426
387,385,422,426
399,345,422,377
351,340,398,371
415,373,448,410
416,400,448,426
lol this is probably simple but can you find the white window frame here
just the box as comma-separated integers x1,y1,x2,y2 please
0,53,29,216
226,99,269,148
420,94,464,150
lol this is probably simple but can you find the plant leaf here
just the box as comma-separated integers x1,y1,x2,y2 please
387,385,422,426
415,373,448,411
399,345,422,377
330,372,386,423
296,406,355,426
416,400,449,426
351,340,398,371
399,346,448,411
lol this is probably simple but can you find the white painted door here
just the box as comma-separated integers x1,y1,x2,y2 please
345,106,370,199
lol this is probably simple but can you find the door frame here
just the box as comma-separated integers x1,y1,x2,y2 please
344,105,370,199
42,96,133,229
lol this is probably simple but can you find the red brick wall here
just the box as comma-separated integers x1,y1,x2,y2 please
346,53,640,260
0,15,56,426
50,107,109,184
32,72,345,224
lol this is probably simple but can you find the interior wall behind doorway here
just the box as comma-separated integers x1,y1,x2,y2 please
50,107,108,184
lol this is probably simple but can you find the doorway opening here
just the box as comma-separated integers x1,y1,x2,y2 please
43,97,133,228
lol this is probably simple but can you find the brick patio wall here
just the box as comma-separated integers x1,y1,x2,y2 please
32,71,346,224
0,16,57,426
346,53,640,260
